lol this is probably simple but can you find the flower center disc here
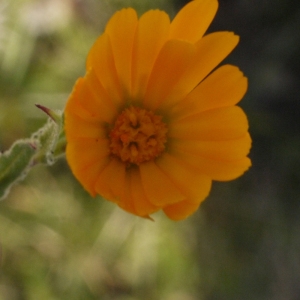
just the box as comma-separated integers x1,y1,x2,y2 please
109,106,168,165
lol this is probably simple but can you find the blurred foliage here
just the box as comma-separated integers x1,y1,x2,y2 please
0,0,300,299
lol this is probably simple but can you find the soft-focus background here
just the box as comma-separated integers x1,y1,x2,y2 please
0,0,300,299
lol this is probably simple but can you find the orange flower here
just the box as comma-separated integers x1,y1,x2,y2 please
64,0,251,220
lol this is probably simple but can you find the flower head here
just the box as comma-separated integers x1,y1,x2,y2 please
64,0,251,220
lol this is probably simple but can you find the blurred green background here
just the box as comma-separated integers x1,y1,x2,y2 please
0,0,300,299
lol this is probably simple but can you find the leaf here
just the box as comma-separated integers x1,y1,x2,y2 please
0,140,36,200
32,107,64,165
31,118,60,165
0,107,65,201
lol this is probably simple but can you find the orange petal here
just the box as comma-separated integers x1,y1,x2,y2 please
94,158,126,204
163,200,201,221
66,138,110,196
117,171,136,215
65,72,117,124
156,153,212,203
170,133,252,161
128,167,160,217
86,33,124,107
143,39,195,111
172,147,251,181
139,161,185,206
170,0,218,43
66,137,110,171
84,69,119,123
131,10,170,101
64,112,107,139
105,8,138,95
169,106,249,141
172,65,248,119
64,78,96,122
73,163,109,197
159,32,239,111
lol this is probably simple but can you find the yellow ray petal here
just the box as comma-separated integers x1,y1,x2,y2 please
156,153,212,202
66,138,110,196
64,113,107,139
159,32,239,111
143,39,195,111
139,161,185,206
171,65,248,119
173,147,251,181
170,0,218,43
169,106,249,141
163,199,201,221
131,10,170,101
105,8,138,95
86,33,123,106
129,167,160,217
94,158,126,204
171,133,252,161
